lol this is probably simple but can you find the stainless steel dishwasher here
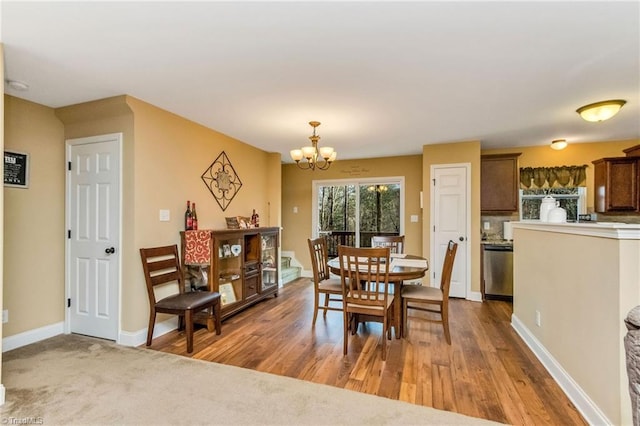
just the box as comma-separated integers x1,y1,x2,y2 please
483,244,513,300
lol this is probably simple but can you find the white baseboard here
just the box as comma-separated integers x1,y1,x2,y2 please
466,290,482,302
0,384,5,406
118,317,178,347
2,322,64,352
511,314,611,425
1,318,179,352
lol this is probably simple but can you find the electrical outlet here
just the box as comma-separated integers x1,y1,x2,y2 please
535,310,541,327
2,310,8,324
159,209,170,222
483,221,490,230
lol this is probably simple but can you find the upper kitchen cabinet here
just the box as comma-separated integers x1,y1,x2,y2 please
592,156,639,213
481,153,522,213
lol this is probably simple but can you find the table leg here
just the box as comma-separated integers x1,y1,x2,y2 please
394,280,403,339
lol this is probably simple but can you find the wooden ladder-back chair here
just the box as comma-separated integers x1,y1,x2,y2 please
401,240,458,344
371,235,405,254
338,245,394,360
140,245,222,353
308,237,343,326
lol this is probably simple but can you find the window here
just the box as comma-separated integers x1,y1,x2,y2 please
313,177,404,257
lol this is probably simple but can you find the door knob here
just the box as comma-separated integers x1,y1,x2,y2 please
459,237,464,242
105,247,115,254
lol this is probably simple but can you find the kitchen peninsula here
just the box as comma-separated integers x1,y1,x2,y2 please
511,221,640,425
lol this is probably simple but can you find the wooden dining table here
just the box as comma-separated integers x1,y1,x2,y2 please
327,254,429,339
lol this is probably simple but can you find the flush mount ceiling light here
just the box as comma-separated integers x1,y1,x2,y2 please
550,139,568,150
6,79,29,91
576,99,626,122
289,121,336,171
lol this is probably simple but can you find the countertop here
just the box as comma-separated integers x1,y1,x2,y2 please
511,220,640,240
480,240,513,246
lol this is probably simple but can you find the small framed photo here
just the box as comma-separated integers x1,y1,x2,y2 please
238,216,251,229
219,283,236,305
225,217,240,230
222,244,232,257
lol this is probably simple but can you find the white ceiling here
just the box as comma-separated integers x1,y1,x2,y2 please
2,1,639,162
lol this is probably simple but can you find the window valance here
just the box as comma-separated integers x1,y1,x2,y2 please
519,165,588,189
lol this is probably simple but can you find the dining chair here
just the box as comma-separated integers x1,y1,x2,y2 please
338,245,394,360
401,240,458,344
308,237,343,326
139,244,222,353
371,235,405,254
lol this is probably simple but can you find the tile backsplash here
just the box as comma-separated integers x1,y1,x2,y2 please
481,214,519,240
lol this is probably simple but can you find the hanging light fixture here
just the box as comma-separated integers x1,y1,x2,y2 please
550,139,568,150
576,99,626,122
290,121,336,171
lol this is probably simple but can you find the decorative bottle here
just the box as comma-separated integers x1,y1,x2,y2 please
191,202,198,230
185,201,193,231
251,209,259,228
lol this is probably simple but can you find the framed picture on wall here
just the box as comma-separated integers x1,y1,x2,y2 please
4,150,29,188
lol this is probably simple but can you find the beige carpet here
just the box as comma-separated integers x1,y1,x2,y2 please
1,334,500,425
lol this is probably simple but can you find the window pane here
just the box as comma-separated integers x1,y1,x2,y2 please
359,183,401,248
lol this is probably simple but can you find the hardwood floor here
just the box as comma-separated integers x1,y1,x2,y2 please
148,278,586,425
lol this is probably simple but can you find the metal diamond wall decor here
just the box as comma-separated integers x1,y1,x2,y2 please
201,151,242,211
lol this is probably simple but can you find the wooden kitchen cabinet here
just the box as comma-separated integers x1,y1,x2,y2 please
592,157,639,213
181,227,279,320
481,153,521,213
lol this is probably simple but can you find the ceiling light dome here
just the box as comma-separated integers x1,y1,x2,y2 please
550,139,568,150
576,100,626,122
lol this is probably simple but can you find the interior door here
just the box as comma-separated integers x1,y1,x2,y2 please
431,165,468,298
67,134,121,340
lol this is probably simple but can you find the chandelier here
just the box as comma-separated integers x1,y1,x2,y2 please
289,121,336,171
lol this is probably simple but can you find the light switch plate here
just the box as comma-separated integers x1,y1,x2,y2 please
410,215,419,222
483,221,491,230
159,209,170,222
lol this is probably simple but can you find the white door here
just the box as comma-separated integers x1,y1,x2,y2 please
67,134,121,340
431,165,469,298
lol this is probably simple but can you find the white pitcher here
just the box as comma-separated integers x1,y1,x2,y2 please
539,195,558,222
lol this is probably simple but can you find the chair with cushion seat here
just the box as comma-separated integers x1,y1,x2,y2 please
371,235,405,254
140,244,222,353
402,240,458,344
338,245,395,360
308,236,343,326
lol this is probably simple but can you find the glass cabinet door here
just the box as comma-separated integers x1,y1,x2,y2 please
261,233,278,291
216,236,243,306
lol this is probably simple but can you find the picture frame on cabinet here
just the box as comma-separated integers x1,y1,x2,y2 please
219,283,236,305
222,244,231,257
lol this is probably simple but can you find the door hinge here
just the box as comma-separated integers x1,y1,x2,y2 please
67,298,71,308
68,161,72,171
433,271,436,279
433,225,435,232
432,178,436,186
68,230,71,239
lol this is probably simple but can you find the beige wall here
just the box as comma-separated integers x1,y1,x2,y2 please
3,95,65,336
482,139,639,213
423,141,482,293
3,94,281,338
281,155,423,272
126,96,281,331
513,226,640,424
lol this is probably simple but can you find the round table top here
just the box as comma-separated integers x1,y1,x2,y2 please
327,254,428,282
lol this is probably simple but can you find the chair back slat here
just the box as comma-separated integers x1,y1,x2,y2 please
308,236,331,283
338,245,391,308
140,245,185,304
371,235,405,254
440,240,458,294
